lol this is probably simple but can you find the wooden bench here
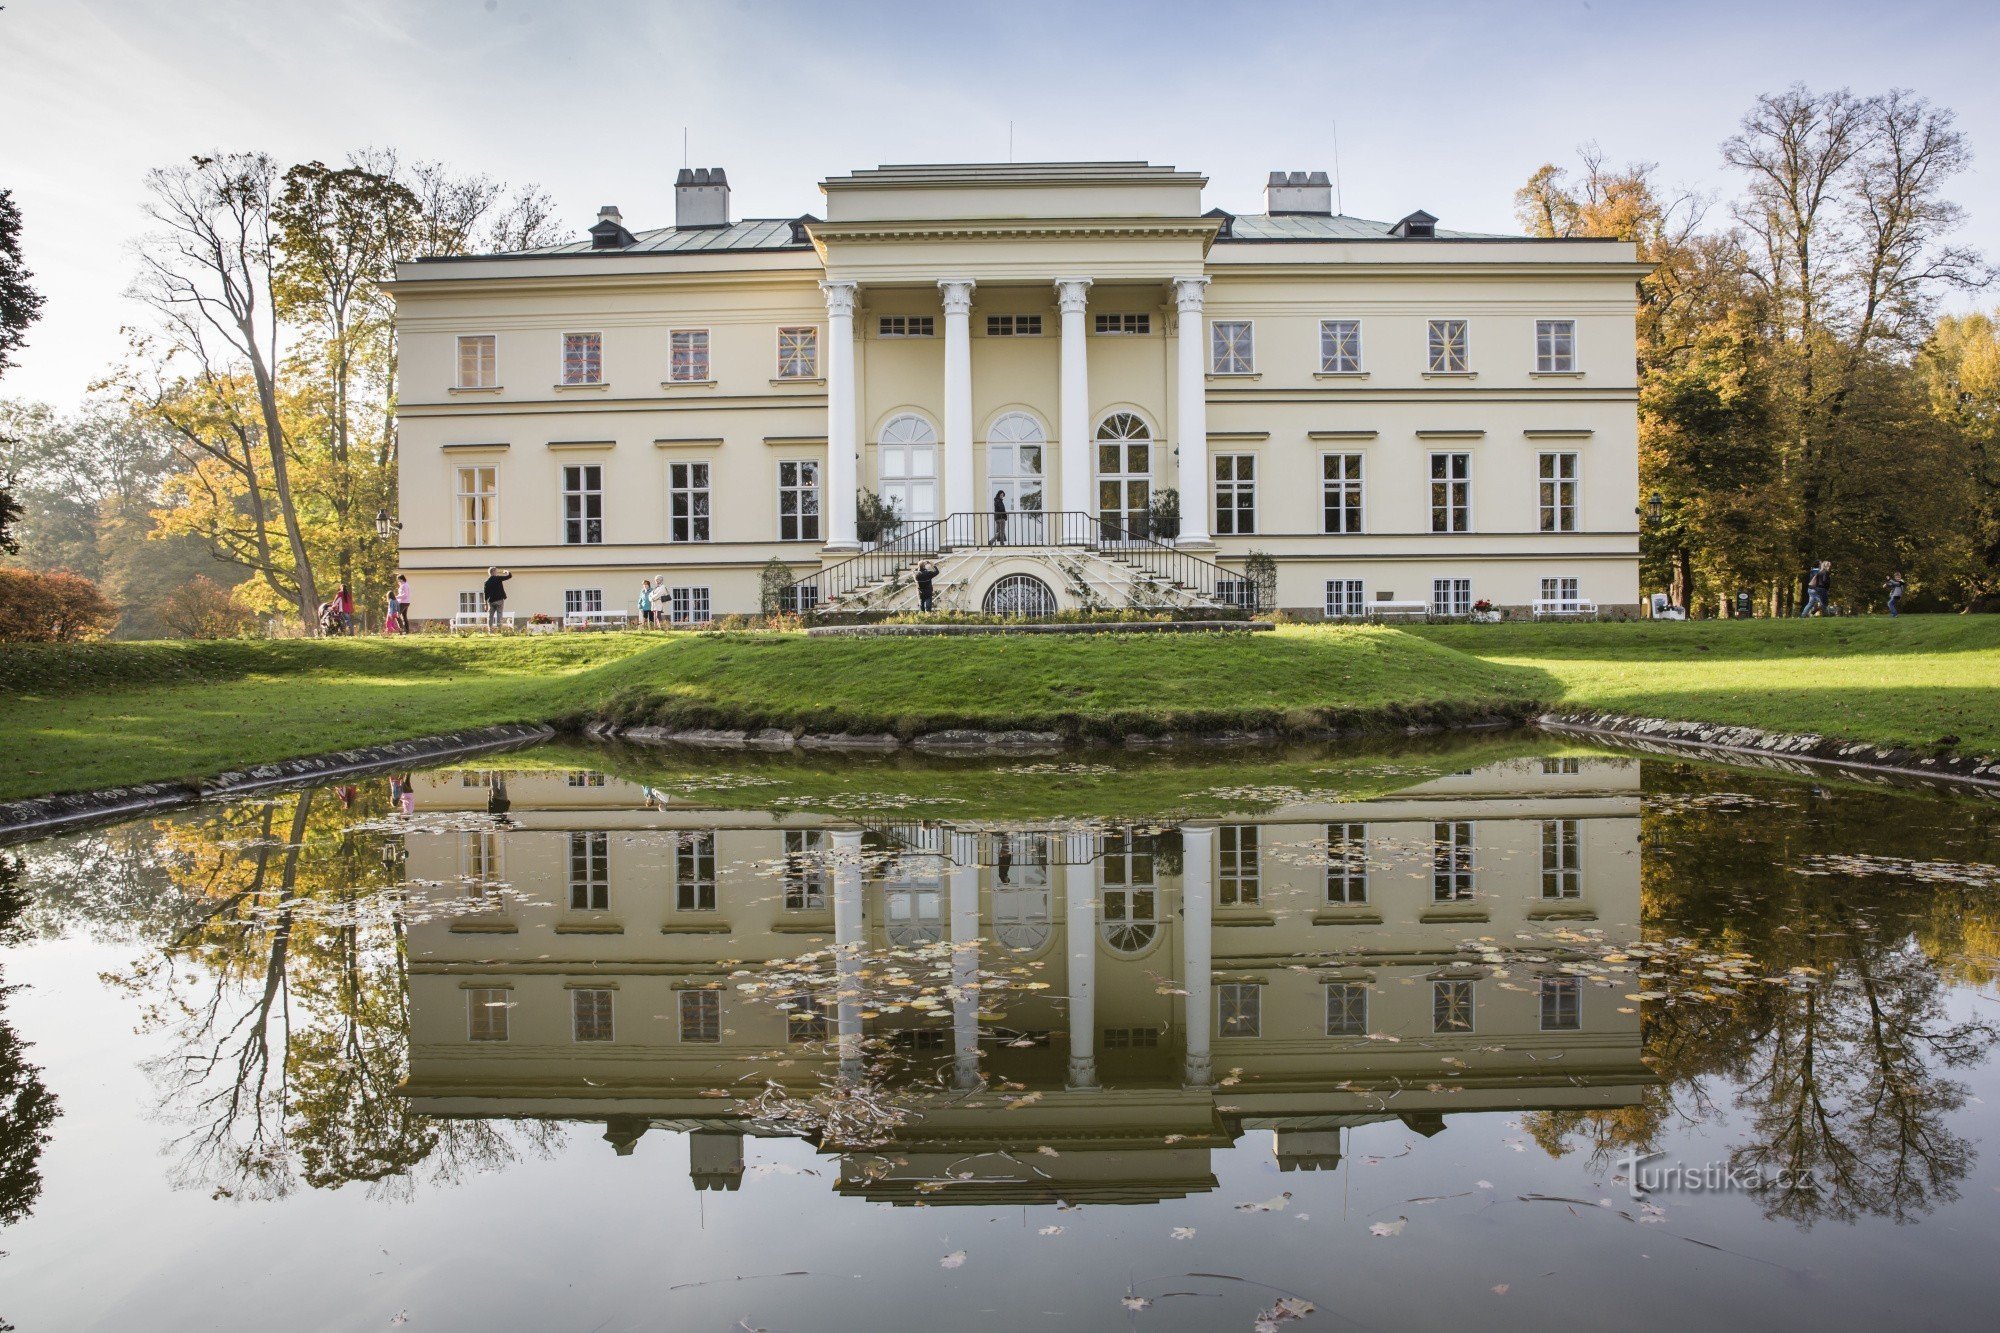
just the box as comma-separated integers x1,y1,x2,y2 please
1533,598,1599,620
563,609,634,630
451,610,517,632
1351,600,1429,619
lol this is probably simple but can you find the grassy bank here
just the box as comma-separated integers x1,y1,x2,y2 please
1411,616,2000,755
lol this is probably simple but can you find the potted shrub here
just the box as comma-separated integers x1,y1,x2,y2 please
1470,598,1502,623
527,611,559,634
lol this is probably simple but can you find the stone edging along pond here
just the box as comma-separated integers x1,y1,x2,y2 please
0,723,554,846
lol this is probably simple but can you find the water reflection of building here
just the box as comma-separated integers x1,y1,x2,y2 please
400,758,1649,1202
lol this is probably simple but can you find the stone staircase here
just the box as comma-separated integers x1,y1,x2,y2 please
827,544,1228,614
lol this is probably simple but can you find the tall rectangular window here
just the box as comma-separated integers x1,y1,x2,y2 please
1432,578,1473,616
776,326,818,379
1432,979,1475,1033
458,591,482,616
571,988,614,1042
1540,576,1581,606
1539,977,1582,1031
568,831,608,910
1319,319,1362,373
1536,319,1577,373
456,334,496,388
1325,579,1365,618
1431,821,1475,901
679,989,721,1043
1430,453,1470,532
1218,983,1263,1038
1325,822,1369,904
669,329,710,382
1426,319,1469,373
1539,452,1578,532
666,586,711,626
467,989,510,1042
1322,453,1363,533
778,460,821,541
676,831,717,911
669,460,711,542
456,465,496,546
564,589,604,617
1542,819,1582,899
1217,825,1260,906
562,332,602,385
562,464,603,545
782,830,827,910
1210,320,1254,373
1325,982,1369,1037
1214,454,1256,535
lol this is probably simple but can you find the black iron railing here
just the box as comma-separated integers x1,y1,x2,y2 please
786,510,1260,610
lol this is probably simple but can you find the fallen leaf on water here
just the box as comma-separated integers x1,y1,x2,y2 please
940,1250,966,1269
1170,1226,1196,1240
1036,1145,1060,1157
1492,1284,1511,1295
1254,1296,1316,1330
1038,1226,1064,1236
1369,1217,1408,1237
1236,1192,1292,1213
1121,1294,1152,1311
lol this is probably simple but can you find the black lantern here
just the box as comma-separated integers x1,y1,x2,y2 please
375,507,400,541
1646,492,1663,526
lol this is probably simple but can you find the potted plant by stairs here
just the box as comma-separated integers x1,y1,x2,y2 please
856,489,900,549
1147,488,1181,542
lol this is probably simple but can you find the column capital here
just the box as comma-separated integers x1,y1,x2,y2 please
937,278,976,314
820,279,859,317
1054,278,1093,313
1171,275,1210,312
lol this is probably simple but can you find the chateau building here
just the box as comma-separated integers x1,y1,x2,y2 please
387,162,1647,622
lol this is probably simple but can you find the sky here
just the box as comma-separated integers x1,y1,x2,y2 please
2,0,1997,407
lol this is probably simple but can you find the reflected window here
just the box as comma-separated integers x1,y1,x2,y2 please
459,829,504,891
1541,757,1581,775
1325,982,1368,1037
572,988,614,1042
1100,832,1158,953
1432,822,1475,901
1542,820,1582,899
568,831,609,910
782,831,827,910
1218,825,1260,906
786,994,831,1044
885,886,943,946
566,771,605,787
993,834,1052,951
1325,823,1369,904
1102,1027,1160,1049
1432,979,1475,1033
679,989,721,1043
1219,983,1263,1037
467,988,510,1042
1540,977,1582,1031
677,832,717,911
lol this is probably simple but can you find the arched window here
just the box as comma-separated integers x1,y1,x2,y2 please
988,413,1046,537
1094,414,1153,537
989,412,1045,444
881,414,937,446
982,574,1058,618
1099,830,1159,954
878,414,939,526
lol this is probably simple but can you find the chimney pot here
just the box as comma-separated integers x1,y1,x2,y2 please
675,166,731,229
1265,169,1333,217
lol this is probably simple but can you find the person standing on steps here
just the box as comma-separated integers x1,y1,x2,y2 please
992,490,1008,545
914,560,938,613
1798,560,1831,617
482,566,512,630
1884,570,1907,617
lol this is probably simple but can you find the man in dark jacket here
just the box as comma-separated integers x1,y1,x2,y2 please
914,560,938,613
482,566,512,630
1798,561,1831,617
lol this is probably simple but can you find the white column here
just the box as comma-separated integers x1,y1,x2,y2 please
939,279,977,521
1064,835,1099,1089
831,829,865,1080
949,834,981,1090
1180,824,1214,1088
1055,279,1093,521
1172,277,1212,544
821,280,860,548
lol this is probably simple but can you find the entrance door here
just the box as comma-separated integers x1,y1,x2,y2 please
987,413,1046,544
1095,412,1152,540
878,414,939,533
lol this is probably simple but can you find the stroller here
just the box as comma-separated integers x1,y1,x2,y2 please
317,601,350,636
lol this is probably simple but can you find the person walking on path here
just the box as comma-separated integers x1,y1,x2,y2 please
914,559,938,613
384,588,402,634
395,575,412,633
639,578,655,628
1884,570,1907,617
482,566,512,630
1798,560,1831,617
991,490,1008,545
334,583,355,634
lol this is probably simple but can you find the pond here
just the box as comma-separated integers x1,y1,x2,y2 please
2,735,1999,1330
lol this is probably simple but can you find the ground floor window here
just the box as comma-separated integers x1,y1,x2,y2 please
1325,579,1365,618
1214,453,1256,535
1218,983,1263,1038
676,831,717,910
1431,578,1472,617
1325,982,1368,1036
983,573,1057,617
571,988,614,1042
667,586,712,625
1540,576,1580,604
1217,577,1258,611
458,591,481,616
778,584,819,616
565,589,604,617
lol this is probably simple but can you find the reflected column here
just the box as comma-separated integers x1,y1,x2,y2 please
831,829,866,1081
1064,833,1099,1090
949,832,982,1090
1180,825,1214,1088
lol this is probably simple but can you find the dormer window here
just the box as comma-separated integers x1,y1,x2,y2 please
1392,210,1438,238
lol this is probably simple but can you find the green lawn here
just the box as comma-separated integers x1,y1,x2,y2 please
1411,616,2000,755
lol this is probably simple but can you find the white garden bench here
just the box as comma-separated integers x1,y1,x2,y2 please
1361,600,1430,619
1533,598,1599,620
563,609,635,630
451,610,518,632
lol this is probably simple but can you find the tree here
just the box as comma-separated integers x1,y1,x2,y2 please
0,189,43,378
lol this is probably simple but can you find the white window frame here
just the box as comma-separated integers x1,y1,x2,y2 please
568,830,609,911
669,327,711,382
571,988,614,1043
1431,820,1476,901
1321,452,1364,534
1426,319,1470,374
1540,575,1581,606
669,460,711,543
1535,318,1578,374
457,591,482,616
776,325,819,380
1430,452,1470,533
984,313,1043,337
1210,320,1255,374
561,331,603,386
455,464,497,547
1319,318,1362,373
563,589,605,617
1542,818,1582,899
666,585,712,627
1217,825,1260,907
877,315,935,338
1213,453,1256,536
1218,982,1263,1038
1325,578,1365,619
561,463,603,545
1324,822,1369,903
456,333,497,389
1093,313,1151,335
1539,452,1578,533
777,459,821,542
676,830,717,910
1324,982,1369,1037
1431,577,1473,617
